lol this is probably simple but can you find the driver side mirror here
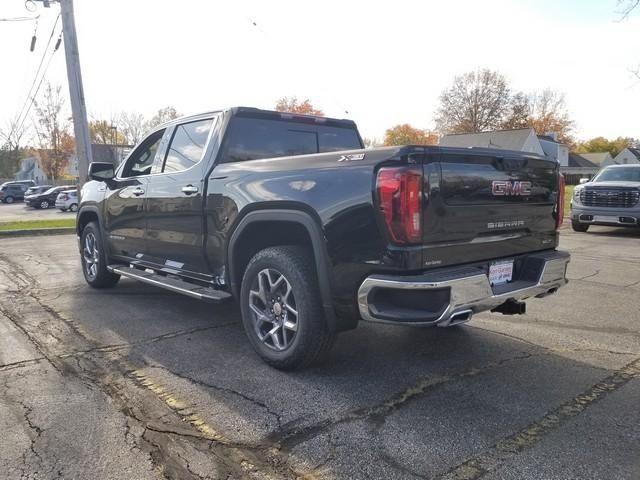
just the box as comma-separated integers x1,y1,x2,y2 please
88,162,115,181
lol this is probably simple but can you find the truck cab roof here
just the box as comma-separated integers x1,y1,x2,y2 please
155,106,358,131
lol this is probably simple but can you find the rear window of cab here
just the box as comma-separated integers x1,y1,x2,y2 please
221,117,362,163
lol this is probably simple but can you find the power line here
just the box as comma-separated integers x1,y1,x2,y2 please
0,15,39,22
4,13,60,147
14,41,61,144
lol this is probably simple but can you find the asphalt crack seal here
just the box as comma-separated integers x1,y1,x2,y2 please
270,353,536,452
437,356,640,480
0,253,304,479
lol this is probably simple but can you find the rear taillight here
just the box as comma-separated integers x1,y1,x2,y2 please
376,166,422,244
556,173,565,230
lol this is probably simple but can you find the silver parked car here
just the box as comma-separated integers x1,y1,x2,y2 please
571,164,640,232
55,189,79,212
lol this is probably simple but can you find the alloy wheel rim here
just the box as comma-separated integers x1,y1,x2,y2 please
83,232,99,279
248,268,298,351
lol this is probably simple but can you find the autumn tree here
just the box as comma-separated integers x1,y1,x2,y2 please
576,136,638,157
89,118,127,144
146,106,181,130
500,92,532,130
383,124,438,146
275,97,324,116
435,69,511,134
33,83,74,181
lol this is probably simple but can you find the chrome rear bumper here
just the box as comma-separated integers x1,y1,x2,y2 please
357,250,570,327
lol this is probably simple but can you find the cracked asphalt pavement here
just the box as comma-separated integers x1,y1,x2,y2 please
1,226,639,479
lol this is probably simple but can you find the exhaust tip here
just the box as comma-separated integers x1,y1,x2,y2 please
438,309,473,327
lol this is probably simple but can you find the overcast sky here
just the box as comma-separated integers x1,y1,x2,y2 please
1,0,639,144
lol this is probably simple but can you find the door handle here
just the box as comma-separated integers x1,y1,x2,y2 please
132,187,145,196
181,185,199,195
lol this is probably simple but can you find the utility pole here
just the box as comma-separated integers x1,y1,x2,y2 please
37,0,93,185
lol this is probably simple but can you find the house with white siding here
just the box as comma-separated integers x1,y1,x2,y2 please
612,147,640,165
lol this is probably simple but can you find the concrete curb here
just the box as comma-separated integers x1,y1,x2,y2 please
0,227,75,238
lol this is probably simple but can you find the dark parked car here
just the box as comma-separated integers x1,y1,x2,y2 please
26,186,74,209
24,185,53,198
0,180,36,203
77,107,570,369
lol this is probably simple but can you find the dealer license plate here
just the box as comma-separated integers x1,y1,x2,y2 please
489,261,514,286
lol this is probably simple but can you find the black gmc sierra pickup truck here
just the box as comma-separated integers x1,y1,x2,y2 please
77,107,570,369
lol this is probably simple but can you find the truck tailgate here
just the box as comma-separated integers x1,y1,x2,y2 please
422,151,559,268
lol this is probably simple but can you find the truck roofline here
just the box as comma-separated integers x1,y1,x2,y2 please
152,106,358,131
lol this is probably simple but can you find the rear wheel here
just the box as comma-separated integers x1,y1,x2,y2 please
80,221,120,288
240,246,335,370
39,199,49,209
571,221,589,232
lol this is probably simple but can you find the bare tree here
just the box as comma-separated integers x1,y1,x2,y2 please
435,69,511,134
618,0,639,19
528,89,574,145
118,112,146,145
617,1,639,79
0,115,29,176
33,83,74,181
363,137,382,149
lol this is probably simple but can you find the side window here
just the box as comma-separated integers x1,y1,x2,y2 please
162,118,213,173
121,130,165,178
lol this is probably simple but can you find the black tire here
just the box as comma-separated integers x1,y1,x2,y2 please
571,221,589,232
60,208,67,212
39,199,49,209
69,203,78,212
80,221,120,288
240,246,335,370
5,196,14,204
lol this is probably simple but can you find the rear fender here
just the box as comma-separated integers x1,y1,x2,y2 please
227,209,340,331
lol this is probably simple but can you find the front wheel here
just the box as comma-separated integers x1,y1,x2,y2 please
39,200,49,209
571,221,589,232
60,208,67,212
240,246,335,370
69,203,78,212
5,196,14,204
80,221,120,288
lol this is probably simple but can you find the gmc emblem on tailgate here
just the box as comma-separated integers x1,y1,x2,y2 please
491,180,532,196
